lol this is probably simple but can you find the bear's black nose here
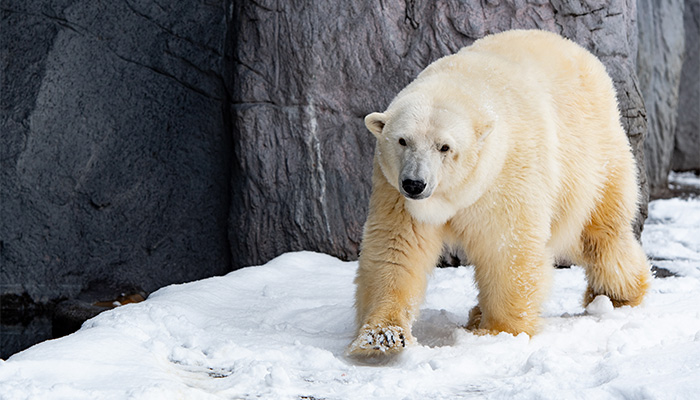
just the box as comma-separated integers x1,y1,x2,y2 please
402,179,426,197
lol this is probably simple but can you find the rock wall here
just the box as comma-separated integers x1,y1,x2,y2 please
1,1,234,301
230,0,649,269
672,0,700,173
637,0,687,195
2,1,650,313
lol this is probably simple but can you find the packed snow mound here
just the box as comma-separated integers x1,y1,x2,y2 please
1,183,700,399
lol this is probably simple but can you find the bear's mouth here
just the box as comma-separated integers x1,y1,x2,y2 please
402,191,431,200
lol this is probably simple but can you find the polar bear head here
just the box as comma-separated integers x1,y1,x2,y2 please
365,87,497,224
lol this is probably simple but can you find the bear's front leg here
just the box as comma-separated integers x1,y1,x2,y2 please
467,237,552,336
349,195,443,357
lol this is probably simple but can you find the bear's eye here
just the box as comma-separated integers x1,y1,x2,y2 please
398,138,407,146
439,144,450,152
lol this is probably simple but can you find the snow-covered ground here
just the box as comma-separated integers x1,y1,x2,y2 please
1,173,699,400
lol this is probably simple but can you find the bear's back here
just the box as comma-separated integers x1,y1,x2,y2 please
461,30,620,128
462,30,604,82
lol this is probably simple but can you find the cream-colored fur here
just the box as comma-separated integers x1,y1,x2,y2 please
350,30,651,356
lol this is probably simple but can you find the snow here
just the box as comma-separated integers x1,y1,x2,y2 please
2,176,700,399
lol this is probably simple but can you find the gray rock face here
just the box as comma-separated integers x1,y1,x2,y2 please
1,1,234,301
672,0,700,173
3,1,649,309
637,0,687,195
230,0,649,269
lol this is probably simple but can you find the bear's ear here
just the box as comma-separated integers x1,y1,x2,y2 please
364,112,387,137
476,121,495,143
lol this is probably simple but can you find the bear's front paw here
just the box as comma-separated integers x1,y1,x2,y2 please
348,324,409,356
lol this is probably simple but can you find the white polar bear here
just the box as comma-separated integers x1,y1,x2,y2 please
350,29,651,356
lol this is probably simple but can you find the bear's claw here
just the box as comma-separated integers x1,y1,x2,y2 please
349,324,407,356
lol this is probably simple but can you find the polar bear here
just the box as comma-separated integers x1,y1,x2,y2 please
349,30,651,356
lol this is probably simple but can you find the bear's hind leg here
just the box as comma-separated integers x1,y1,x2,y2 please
578,176,651,307
580,227,651,307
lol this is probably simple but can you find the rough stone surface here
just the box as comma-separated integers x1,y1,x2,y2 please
1,1,234,301
672,0,700,173
230,0,649,269
637,0,687,196
2,0,652,358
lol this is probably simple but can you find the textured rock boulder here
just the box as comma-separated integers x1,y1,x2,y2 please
672,0,700,173
637,0,687,195
1,1,234,301
230,0,649,268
